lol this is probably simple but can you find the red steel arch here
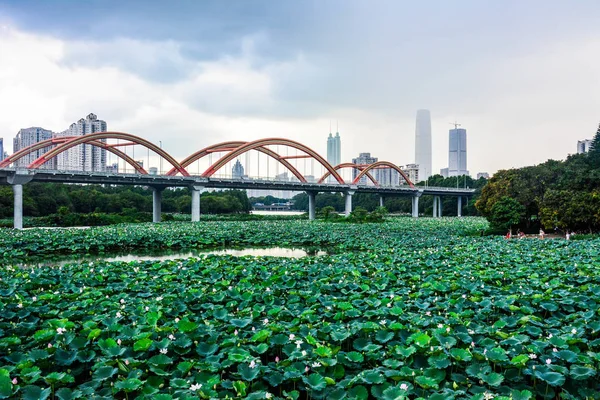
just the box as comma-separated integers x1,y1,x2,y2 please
166,141,305,181
203,138,345,184
318,163,378,185
1,137,148,174
352,161,415,188
27,132,188,176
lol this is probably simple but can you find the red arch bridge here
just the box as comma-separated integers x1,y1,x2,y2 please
0,132,474,229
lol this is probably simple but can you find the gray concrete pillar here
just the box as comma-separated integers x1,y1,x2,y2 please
152,187,163,223
191,188,201,222
344,190,355,216
432,196,438,218
457,196,462,217
412,195,419,218
379,195,384,208
13,184,23,230
307,191,316,221
437,196,443,218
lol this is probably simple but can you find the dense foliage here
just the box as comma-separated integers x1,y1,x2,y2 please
477,124,600,232
2,218,600,399
0,184,250,219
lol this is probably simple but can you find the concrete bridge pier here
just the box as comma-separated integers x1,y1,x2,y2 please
307,191,317,221
379,195,384,208
190,185,204,222
433,195,443,218
345,189,355,217
7,171,35,229
412,196,419,218
152,186,165,223
457,196,462,217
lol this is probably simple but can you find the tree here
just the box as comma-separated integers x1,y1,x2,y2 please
489,196,526,232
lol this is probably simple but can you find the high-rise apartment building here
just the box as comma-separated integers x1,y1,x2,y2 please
443,127,469,177
352,152,378,185
401,163,420,185
13,127,55,168
232,159,245,179
577,139,593,154
55,113,107,172
415,110,432,181
0,138,4,162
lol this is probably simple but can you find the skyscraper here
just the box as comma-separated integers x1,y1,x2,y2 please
444,127,469,177
326,129,341,167
0,138,3,162
55,113,107,172
415,110,432,181
13,127,55,168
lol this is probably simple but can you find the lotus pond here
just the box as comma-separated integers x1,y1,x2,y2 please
1,217,600,399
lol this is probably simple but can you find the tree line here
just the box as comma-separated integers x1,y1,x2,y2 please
476,125,600,233
0,184,251,219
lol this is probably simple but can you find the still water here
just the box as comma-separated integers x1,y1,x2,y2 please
17,247,329,268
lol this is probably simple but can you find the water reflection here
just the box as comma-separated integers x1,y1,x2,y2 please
16,247,329,268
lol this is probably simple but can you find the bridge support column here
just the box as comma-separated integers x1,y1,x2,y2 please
307,191,317,221
432,196,438,218
379,195,384,208
190,185,204,222
457,196,462,217
152,187,164,223
412,195,419,218
13,184,23,230
437,196,443,218
7,171,34,230
345,190,355,217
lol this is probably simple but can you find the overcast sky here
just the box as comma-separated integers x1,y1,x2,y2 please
1,0,599,176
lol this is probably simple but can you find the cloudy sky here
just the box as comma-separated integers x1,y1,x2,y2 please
1,0,599,177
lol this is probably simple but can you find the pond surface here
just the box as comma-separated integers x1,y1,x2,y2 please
16,247,330,268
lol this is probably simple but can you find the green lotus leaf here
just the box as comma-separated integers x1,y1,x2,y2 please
133,338,153,352
196,342,219,356
510,390,533,400
303,373,327,391
93,366,117,381
115,378,144,392
569,365,596,380
21,386,52,400
238,363,260,381
345,352,364,363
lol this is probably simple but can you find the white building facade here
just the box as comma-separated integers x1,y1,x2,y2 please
13,127,55,168
55,113,107,172
577,139,593,154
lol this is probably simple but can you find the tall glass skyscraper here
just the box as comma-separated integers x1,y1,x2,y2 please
415,110,432,182
448,128,468,177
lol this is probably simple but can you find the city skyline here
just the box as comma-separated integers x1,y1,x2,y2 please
1,1,599,176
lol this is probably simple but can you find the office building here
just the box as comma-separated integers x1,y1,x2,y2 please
352,152,378,184
415,110,432,181
577,139,593,154
327,130,341,166
232,159,245,179
444,127,469,177
0,138,4,161
477,172,490,179
149,167,158,175
55,113,107,172
13,127,55,168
